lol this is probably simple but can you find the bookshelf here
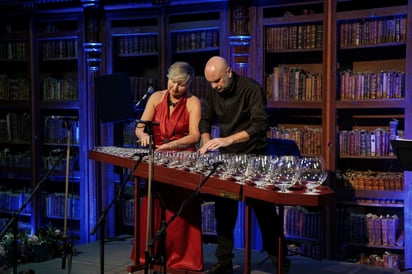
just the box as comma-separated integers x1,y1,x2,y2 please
254,0,327,258
332,0,410,269
0,12,33,233
31,12,86,243
100,1,228,236
0,7,88,243
166,2,228,99
253,0,412,269
256,1,325,158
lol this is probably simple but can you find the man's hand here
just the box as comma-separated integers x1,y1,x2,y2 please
199,137,232,154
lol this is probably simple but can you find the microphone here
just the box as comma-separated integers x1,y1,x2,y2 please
136,86,154,108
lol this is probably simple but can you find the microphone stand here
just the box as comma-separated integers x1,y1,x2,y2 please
145,161,223,274
141,120,156,274
61,118,79,274
0,151,65,274
91,153,145,274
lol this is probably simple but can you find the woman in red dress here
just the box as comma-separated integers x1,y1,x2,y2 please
132,61,203,270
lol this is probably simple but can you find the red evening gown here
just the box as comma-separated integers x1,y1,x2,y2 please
131,91,203,271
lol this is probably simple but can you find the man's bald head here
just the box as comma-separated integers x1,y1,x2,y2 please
205,56,228,75
204,56,232,93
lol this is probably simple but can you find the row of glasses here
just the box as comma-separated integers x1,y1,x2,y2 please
151,150,327,194
272,155,328,194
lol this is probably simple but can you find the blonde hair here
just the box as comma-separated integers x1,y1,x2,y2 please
167,61,194,84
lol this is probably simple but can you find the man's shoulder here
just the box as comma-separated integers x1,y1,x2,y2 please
236,74,262,88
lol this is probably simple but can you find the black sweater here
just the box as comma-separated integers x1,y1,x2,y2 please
199,73,268,154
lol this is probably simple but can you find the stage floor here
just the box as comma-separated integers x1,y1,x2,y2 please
15,235,403,274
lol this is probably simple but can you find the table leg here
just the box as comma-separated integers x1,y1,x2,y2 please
244,200,251,274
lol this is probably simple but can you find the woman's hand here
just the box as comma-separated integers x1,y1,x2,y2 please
137,133,150,147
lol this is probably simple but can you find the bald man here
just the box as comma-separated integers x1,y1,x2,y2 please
199,56,290,274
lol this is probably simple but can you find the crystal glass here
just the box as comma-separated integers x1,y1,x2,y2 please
272,155,300,193
299,156,328,195
219,153,237,179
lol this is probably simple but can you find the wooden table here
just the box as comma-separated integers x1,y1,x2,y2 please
89,147,335,274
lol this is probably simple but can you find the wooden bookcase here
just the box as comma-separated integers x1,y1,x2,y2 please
0,6,89,244
32,11,86,243
253,0,327,258
100,1,228,236
332,0,410,269
0,11,32,233
252,0,412,269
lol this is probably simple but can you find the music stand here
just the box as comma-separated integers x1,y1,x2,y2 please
267,138,301,157
94,72,135,123
391,139,412,171
94,72,137,274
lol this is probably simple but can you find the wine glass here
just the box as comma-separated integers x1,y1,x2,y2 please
220,153,237,179
299,156,328,195
272,155,301,193
244,156,259,181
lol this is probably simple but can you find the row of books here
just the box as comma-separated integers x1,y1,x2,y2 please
44,116,80,145
121,199,135,226
267,65,323,102
122,200,264,250
0,148,79,170
42,77,78,101
336,209,403,247
41,38,77,60
339,16,406,48
0,75,30,100
265,24,323,51
288,242,321,259
267,126,322,156
338,70,404,101
122,200,323,254
43,153,79,171
341,170,404,191
202,203,322,242
43,192,80,219
122,122,137,147
368,213,401,246
0,190,32,214
284,206,321,239
232,9,249,36
172,29,219,52
0,112,30,143
130,77,159,102
358,251,401,270
201,201,216,234
354,198,403,206
0,219,31,234
0,150,31,168
116,34,158,56
338,128,399,157
0,41,28,60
